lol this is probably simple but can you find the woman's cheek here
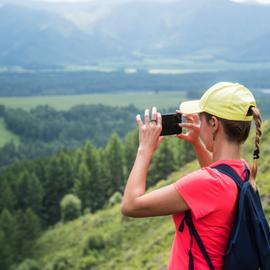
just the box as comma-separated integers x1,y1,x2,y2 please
200,132,213,152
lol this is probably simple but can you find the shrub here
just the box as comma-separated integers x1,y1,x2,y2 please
60,194,81,222
83,234,106,255
108,192,122,207
51,255,73,270
79,255,98,270
16,259,40,270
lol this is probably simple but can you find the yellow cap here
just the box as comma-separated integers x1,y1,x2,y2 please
180,82,256,121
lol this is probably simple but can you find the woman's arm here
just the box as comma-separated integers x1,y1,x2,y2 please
121,147,189,217
121,107,189,217
176,111,213,168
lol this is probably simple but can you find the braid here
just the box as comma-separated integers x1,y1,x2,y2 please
250,107,262,184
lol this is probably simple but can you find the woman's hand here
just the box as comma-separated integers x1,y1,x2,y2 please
136,107,164,156
175,110,200,145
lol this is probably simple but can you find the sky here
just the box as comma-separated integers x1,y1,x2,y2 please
28,0,270,4
30,0,178,3
1,0,270,5
231,0,270,4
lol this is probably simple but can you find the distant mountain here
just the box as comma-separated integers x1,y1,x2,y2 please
226,31,270,62
0,5,116,67
0,0,270,68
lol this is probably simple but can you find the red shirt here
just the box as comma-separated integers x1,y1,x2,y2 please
168,159,249,270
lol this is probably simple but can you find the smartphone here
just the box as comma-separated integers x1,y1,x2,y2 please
160,113,182,136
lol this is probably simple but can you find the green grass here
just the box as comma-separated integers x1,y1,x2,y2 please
0,118,19,147
32,163,198,270
0,91,186,111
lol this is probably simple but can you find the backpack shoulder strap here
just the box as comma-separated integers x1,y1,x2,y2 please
179,211,215,270
211,163,251,255
211,163,250,189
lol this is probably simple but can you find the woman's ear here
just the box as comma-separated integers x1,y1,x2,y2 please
210,116,219,142
210,116,219,130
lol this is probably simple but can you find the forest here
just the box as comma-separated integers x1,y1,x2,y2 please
0,104,140,166
1,69,270,96
0,123,195,269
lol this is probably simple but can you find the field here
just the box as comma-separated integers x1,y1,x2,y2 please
0,91,186,148
0,91,186,111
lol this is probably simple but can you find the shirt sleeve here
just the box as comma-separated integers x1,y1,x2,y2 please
173,168,221,220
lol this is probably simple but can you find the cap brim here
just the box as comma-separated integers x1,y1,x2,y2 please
179,100,202,114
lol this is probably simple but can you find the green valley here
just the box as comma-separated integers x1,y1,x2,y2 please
0,92,185,111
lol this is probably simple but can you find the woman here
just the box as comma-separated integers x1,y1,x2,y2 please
121,82,262,270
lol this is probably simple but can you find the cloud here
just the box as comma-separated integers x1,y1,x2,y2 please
63,7,112,32
255,0,270,3
31,0,178,3
231,0,270,4
32,0,95,2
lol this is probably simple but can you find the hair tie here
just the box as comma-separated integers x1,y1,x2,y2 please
253,149,260,159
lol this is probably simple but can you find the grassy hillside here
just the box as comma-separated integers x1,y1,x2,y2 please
29,163,198,270
21,121,270,270
0,92,185,111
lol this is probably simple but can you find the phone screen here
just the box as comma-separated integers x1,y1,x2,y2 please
160,113,182,136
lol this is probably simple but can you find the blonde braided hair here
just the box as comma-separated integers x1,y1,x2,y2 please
250,106,262,187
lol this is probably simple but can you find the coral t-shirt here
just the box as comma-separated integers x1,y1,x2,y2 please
168,159,249,270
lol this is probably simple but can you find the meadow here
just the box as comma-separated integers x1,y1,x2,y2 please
0,91,186,111
0,91,185,148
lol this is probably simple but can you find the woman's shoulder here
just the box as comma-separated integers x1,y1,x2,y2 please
209,159,250,169
177,159,249,187
206,159,250,181
176,165,221,187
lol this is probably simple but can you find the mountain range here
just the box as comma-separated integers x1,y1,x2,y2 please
0,0,270,69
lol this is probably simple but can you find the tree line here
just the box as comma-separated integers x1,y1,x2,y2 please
0,104,139,166
0,129,195,270
1,69,270,96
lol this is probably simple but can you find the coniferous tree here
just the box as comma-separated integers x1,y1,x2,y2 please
83,141,100,181
16,171,43,216
148,139,176,187
124,129,139,179
81,141,105,211
14,209,40,260
74,163,92,211
0,180,16,211
43,152,74,225
0,230,9,270
103,133,125,196
176,140,196,166
72,149,83,175
99,150,111,202
0,209,16,268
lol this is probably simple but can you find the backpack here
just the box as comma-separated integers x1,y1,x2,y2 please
178,163,270,270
